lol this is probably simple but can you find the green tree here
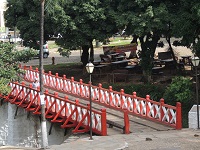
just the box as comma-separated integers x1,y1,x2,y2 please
5,0,118,66
0,42,36,95
47,0,118,66
114,0,185,82
170,0,200,57
4,0,55,49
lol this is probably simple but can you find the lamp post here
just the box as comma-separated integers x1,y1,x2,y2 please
191,56,200,129
85,62,94,140
7,32,11,43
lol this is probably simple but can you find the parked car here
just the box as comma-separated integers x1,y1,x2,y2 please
22,40,50,58
35,43,49,58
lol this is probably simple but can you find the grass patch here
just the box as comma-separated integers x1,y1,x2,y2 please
108,37,132,46
48,41,59,49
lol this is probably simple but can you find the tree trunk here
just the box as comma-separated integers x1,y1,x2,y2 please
89,40,94,62
166,22,179,71
139,34,160,83
81,45,89,66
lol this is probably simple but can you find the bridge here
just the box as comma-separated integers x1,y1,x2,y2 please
0,65,182,146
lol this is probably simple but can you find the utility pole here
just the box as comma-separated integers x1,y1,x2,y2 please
40,0,48,148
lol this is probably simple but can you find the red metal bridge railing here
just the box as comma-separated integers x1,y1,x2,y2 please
4,82,108,136
22,65,182,129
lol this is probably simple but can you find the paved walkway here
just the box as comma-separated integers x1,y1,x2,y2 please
1,129,200,150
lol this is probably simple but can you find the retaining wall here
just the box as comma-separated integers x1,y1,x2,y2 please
0,102,68,148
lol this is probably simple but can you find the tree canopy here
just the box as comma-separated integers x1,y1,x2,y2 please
4,0,200,79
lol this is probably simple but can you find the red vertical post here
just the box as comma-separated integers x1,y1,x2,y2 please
120,89,124,109
146,95,150,118
55,73,59,89
101,108,107,136
124,109,130,134
71,77,74,94
54,92,58,113
46,71,51,87
29,84,33,102
63,75,66,91
160,98,165,122
176,102,182,130
79,79,83,96
109,86,112,106
35,67,39,80
75,99,79,122
98,83,102,103
29,66,33,81
64,96,69,116
133,92,137,113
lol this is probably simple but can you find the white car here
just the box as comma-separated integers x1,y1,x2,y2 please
35,43,49,58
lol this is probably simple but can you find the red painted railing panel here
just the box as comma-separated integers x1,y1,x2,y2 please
6,82,107,136
22,66,182,129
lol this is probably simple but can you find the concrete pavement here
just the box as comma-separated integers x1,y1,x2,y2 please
49,128,200,150
1,128,199,150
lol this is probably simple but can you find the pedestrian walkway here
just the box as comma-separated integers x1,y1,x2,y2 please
1,129,199,150
49,128,200,150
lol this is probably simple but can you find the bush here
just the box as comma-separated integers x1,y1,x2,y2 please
163,76,193,105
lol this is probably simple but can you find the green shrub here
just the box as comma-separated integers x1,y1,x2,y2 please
163,76,193,105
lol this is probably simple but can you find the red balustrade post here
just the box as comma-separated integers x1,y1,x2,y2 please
21,82,25,98
48,71,52,87
98,83,102,103
29,84,33,101
63,75,66,91
54,92,58,113
79,79,83,96
64,96,69,116
108,86,113,106
55,73,59,89
29,66,33,81
146,95,150,118
75,99,79,122
23,65,26,70
124,109,130,134
120,89,124,109
101,108,107,136
160,98,165,122
21,82,25,86
133,92,137,113
176,102,182,130
71,77,74,94
35,67,39,75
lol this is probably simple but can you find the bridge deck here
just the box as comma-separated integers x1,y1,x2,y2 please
23,80,173,135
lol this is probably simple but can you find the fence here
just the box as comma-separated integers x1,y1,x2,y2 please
22,65,182,129
4,82,107,136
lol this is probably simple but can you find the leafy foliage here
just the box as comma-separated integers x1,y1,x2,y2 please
0,42,36,95
163,76,193,105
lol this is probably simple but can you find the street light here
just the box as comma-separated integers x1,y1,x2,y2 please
7,32,11,43
85,62,94,140
191,56,200,129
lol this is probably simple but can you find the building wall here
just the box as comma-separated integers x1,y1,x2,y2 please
0,102,69,148
0,0,7,34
